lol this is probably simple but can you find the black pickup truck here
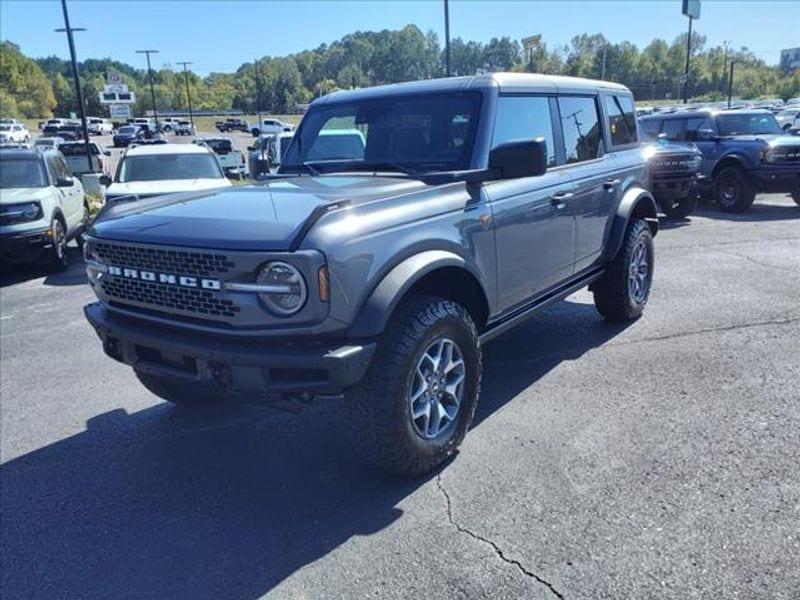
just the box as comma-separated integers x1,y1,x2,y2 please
215,118,249,133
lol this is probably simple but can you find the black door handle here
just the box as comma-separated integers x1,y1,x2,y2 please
551,191,573,209
603,179,621,191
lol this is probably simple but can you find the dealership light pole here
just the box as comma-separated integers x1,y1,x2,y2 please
727,61,737,108
444,0,451,77
681,0,701,104
177,61,194,131
136,49,160,131
254,57,263,128
55,0,92,173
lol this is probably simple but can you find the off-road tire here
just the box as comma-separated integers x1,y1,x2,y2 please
347,296,482,476
661,193,698,219
714,166,756,213
593,218,654,322
134,369,223,406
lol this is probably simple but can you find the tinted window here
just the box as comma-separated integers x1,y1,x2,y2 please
661,119,683,141
640,119,662,136
684,117,714,141
558,96,603,164
492,96,556,166
605,95,637,146
60,143,100,156
46,155,70,179
0,159,47,188
307,132,366,161
118,154,223,182
282,92,482,173
716,113,782,135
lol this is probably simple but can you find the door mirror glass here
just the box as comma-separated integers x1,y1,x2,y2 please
488,137,548,179
55,176,74,187
695,128,716,141
98,174,112,186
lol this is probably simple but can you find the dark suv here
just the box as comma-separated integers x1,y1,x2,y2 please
83,73,659,476
640,109,800,212
215,118,249,133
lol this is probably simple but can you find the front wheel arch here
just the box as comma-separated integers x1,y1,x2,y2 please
602,187,658,264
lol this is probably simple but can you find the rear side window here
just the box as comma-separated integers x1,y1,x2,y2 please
605,95,637,146
492,96,556,166
640,119,662,136
557,96,603,164
684,117,714,141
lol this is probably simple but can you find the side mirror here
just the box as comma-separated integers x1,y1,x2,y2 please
98,174,112,186
56,177,74,187
788,127,800,137
488,137,548,179
104,150,111,156
696,128,716,141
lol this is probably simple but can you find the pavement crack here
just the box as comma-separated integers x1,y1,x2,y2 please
436,474,564,599
713,248,795,273
615,315,800,346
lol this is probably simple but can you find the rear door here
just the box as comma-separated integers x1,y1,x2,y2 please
486,94,577,313
555,94,618,272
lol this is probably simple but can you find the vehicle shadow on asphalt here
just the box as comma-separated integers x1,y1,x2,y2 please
695,194,800,222
1,247,86,288
1,299,629,599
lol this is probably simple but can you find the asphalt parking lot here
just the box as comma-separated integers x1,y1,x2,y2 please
2,189,799,599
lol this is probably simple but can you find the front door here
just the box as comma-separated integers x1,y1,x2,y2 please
487,94,576,313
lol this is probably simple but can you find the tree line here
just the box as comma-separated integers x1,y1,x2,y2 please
1,25,798,119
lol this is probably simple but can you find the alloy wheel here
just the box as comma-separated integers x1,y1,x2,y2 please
628,239,650,304
409,337,466,439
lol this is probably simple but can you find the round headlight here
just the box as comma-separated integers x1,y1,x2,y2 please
763,147,777,163
257,261,307,316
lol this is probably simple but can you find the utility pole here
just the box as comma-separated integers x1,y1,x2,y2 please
177,61,194,131
254,57,263,127
55,0,92,174
721,40,730,93
682,16,693,104
443,0,451,77
136,49,160,131
727,61,736,108
600,45,608,80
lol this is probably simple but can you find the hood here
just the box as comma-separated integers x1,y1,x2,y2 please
0,187,52,205
642,141,700,158
723,133,800,146
90,175,427,251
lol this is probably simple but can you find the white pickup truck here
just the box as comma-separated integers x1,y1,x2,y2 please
250,118,294,137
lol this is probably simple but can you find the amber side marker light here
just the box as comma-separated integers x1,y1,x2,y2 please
318,266,330,302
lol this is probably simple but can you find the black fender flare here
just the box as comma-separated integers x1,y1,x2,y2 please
348,250,484,338
711,153,752,178
602,186,659,263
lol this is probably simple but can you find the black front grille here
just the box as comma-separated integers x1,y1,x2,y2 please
101,277,241,318
95,242,235,277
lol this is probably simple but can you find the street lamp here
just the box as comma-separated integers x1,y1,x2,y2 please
727,61,737,109
176,61,194,131
54,0,92,173
443,0,451,77
136,49,160,131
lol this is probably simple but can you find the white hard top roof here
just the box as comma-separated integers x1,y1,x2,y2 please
124,143,213,156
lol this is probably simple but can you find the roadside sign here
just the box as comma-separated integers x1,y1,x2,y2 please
109,104,132,120
69,111,77,120
682,0,700,19
99,68,135,104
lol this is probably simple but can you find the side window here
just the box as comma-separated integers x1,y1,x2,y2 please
605,95,638,146
557,96,603,164
661,119,683,141
492,96,556,166
684,117,713,141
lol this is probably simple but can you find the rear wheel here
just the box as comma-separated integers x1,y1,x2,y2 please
714,166,756,213
593,218,654,322
347,296,482,476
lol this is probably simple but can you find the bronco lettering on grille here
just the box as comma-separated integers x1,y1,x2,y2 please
108,265,221,290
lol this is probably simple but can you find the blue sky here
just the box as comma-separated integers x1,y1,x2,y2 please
2,1,798,75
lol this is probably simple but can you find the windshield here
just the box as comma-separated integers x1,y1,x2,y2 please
35,139,56,147
0,159,47,188
118,153,223,182
0,125,10,131
118,126,138,134
204,139,233,154
280,92,482,174
716,113,782,135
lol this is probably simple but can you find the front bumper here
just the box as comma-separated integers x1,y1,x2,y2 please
84,302,376,399
750,165,800,192
650,173,701,200
0,227,53,262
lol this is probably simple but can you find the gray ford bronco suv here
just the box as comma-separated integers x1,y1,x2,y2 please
84,73,658,475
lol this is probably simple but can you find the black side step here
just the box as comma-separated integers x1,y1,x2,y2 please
479,267,604,344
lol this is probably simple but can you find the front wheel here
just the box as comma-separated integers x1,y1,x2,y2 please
593,218,654,322
714,166,756,213
791,191,800,207
347,296,482,476
661,193,698,219
41,217,69,272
